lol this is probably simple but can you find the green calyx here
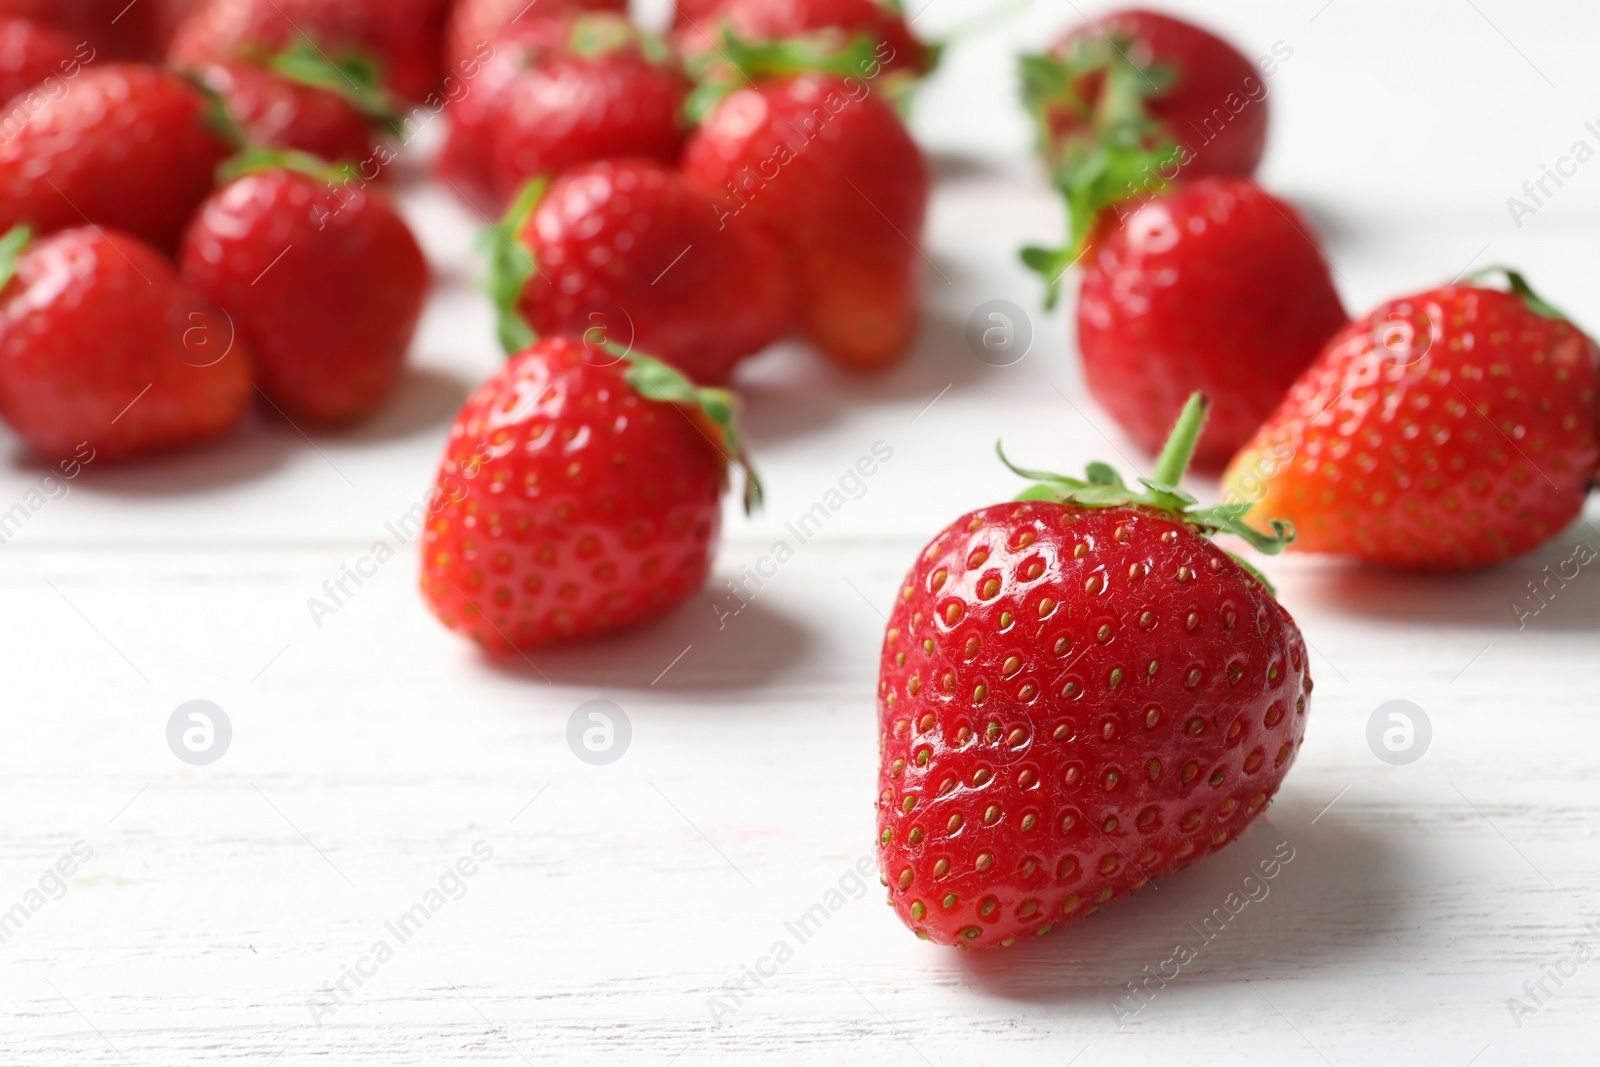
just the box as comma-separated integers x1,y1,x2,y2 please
185,73,249,149
267,40,404,137
1468,266,1572,323
0,225,31,293
997,393,1294,592
1017,32,1182,309
685,27,880,123
614,344,764,514
569,12,652,59
219,146,355,185
478,178,548,355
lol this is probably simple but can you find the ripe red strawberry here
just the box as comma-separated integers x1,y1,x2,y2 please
444,0,624,71
0,17,80,103
0,64,233,252
168,0,450,103
438,14,690,213
488,160,791,384
420,336,759,650
683,72,927,371
190,59,384,167
0,0,161,59
1223,272,1600,570
671,0,729,30
878,395,1309,947
677,0,934,83
179,161,428,426
1022,9,1268,180
1072,177,1346,471
0,225,252,461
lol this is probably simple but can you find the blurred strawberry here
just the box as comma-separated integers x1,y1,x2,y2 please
0,0,159,58
1021,9,1268,180
1073,177,1346,471
179,158,428,426
0,64,233,252
0,16,81,103
487,160,791,384
443,0,624,71
0,225,251,461
439,13,689,212
192,57,388,167
420,336,758,651
683,72,928,371
670,0,729,29
678,0,934,87
168,0,450,102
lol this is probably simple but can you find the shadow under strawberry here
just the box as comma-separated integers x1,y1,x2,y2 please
332,366,475,446
735,307,993,448
471,592,814,694
949,801,1407,1001
1290,523,1600,633
5,410,295,497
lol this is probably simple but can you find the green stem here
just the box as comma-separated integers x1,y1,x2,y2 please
1469,265,1571,323
1151,393,1209,489
0,225,30,293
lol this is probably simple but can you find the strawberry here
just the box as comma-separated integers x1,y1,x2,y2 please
420,336,759,650
670,0,729,30
0,64,233,252
677,0,934,87
190,59,386,167
682,72,928,371
877,395,1309,947
438,14,690,213
1223,272,1600,570
0,0,159,59
486,160,791,385
0,225,252,461
1070,177,1345,471
167,0,450,103
444,0,625,71
0,16,80,103
1021,9,1268,181
179,159,429,426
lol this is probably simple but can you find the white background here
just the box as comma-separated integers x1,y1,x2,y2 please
3,0,1600,1062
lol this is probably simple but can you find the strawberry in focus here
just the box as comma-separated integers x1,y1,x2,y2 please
420,337,758,651
0,64,233,252
1223,272,1600,570
488,160,791,384
438,14,690,213
878,395,1309,947
1021,9,1270,181
683,72,927,372
179,159,429,426
1074,177,1346,470
0,226,251,461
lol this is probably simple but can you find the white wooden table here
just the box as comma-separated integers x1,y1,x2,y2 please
4,1,1600,1062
